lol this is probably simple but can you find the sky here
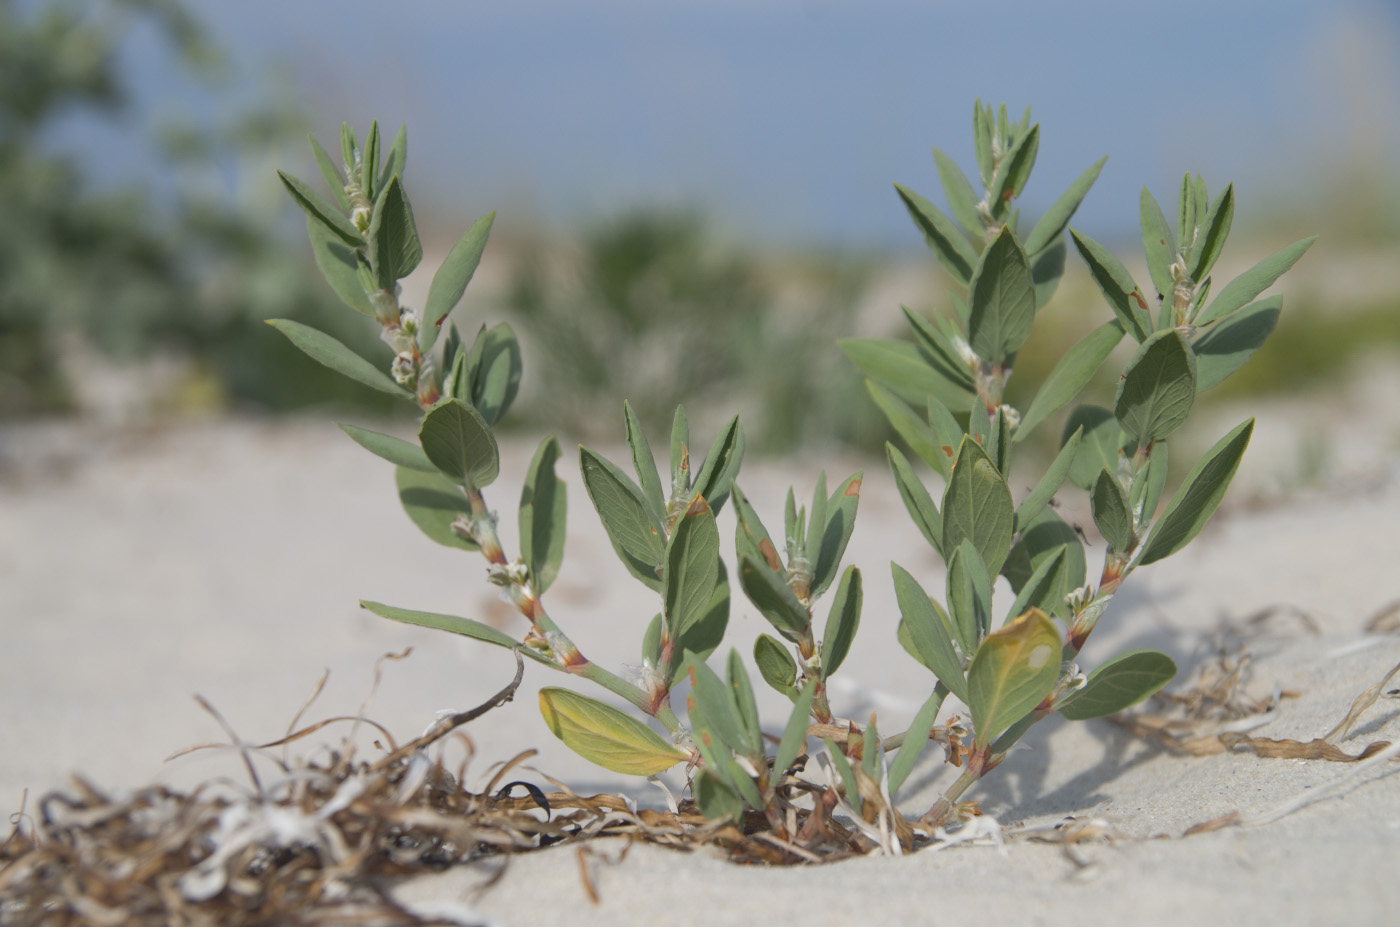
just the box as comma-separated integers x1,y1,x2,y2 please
74,0,1400,249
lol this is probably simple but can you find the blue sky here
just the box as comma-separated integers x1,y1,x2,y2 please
87,0,1400,248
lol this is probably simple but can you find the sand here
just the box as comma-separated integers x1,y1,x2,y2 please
2,408,1398,926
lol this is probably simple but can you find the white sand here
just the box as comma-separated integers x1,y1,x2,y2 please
3,411,1398,926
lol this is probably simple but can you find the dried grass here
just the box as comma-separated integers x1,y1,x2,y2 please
0,652,923,926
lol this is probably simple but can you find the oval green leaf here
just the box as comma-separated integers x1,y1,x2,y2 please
395,465,476,551
1114,329,1196,447
1138,418,1253,565
579,447,665,591
966,608,1062,747
419,398,500,489
519,435,567,595
1056,649,1177,720
422,212,495,350
941,437,1015,577
539,688,687,777
267,319,409,399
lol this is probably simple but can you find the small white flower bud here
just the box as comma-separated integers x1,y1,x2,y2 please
391,352,417,385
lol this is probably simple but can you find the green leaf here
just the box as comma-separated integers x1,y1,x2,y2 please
739,555,809,638
1137,439,1171,521
267,319,409,398
685,655,750,759
1024,155,1108,256
307,134,349,210
664,496,721,641
1139,186,1176,300
378,123,407,190
624,401,666,521
360,601,550,662
694,770,743,822
774,681,818,775
731,485,780,573
1015,320,1124,440
519,436,567,595
967,228,1036,365
886,443,943,556
642,613,663,668
899,305,976,393
692,415,744,516
1114,330,1197,446
933,146,983,234
419,398,500,489
360,120,380,203
670,405,690,495
1070,229,1153,342
893,183,979,285
422,212,495,351
1091,469,1135,552
926,397,967,479
672,563,730,684
1176,174,1196,256
1056,649,1177,720
1030,237,1067,308
580,448,666,591
1002,508,1085,619
966,608,1061,748
810,472,861,600
1014,426,1081,532
1063,405,1123,491
1189,183,1234,282
1192,296,1281,391
339,123,356,174
464,322,522,426
887,685,947,796
941,437,1015,577
277,169,361,248
1138,419,1253,565
892,563,967,702
946,540,991,651
754,633,797,696
866,381,945,475
1006,547,1069,620
988,123,1040,220
727,650,763,759
539,688,687,777
1197,237,1315,327
368,175,423,289
970,405,1011,478
820,566,862,678
972,100,994,186
443,336,469,402
339,423,435,472
395,466,475,551
841,338,974,412
307,218,373,317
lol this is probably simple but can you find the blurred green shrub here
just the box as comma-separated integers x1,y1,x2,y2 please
0,0,397,419
505,212,888,453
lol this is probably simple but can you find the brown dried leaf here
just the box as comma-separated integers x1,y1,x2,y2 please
1218,733,1394,762
1182,810,1241,837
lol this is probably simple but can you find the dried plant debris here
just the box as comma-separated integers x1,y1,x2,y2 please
0,656,995,927
1115,645,1399,763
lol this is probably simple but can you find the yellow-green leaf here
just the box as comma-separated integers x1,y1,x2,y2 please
966,608,1061,747
538,688,687,776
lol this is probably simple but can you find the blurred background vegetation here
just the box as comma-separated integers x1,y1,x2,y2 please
2,0,1398,460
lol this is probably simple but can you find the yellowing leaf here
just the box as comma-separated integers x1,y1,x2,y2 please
966,608,1062,747
538,688,686,776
